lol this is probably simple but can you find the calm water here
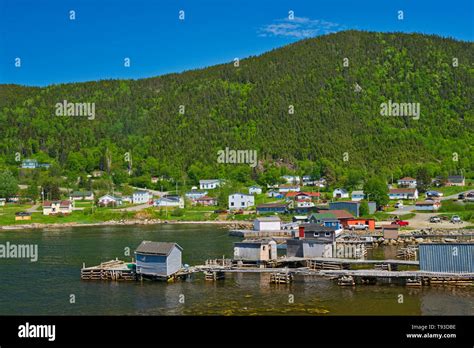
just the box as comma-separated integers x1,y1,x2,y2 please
0,224,472,316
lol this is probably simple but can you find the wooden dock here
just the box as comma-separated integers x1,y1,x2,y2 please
81,259,136,281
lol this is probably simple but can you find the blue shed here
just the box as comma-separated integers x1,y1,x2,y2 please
419,243,473,273
135,241,183,277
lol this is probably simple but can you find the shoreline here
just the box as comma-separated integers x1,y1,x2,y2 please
0,219,253,231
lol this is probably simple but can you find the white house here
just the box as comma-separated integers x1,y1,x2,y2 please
351,190,365,201
296,200,315,208
278,185,300,193
281,175,301,185
253,216,281,231
185,190,208,201
333,188,349,199
228,193,255,210
69,191,94,201
154,196,184,208
0,198,5,207
388,188,419,200
249,185,262,195
43,200,73,215
446,175,465,187
397,177,417,188
132,190,152,204
415,200,441,211
98,194,123,206
199,179,222,190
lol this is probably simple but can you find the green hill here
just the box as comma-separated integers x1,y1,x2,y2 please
0,30,473,185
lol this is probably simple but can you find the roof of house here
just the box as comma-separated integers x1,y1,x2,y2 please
134,190,150,195
300,224,335,233
43,200,71,207
234,240,275,247
285,191,320,198
416,201,440,206
447,175,464,182
99,194,122,200
398,177,416,181
310,212,337,220
196,196,216,201
135,241,182,255
230,192,253,197
324,209,354,219
257,203,287,208
200,179,221,183
256,216,281,222
333,188,348,193
351,191,364,195
389,188,417,194
249,185,261,188
71,191,93,197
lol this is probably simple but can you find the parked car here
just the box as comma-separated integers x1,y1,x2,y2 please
426,191,443,198
391,219,409,226
429,216,441,223
213,209,227,214
451,215,462,224
350,223,368,231
458,193,465,200
394,202,403,209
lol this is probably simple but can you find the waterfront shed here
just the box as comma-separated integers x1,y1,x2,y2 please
233,240,277,262
135,241,183,277
253,216,281,231
419,243,473,273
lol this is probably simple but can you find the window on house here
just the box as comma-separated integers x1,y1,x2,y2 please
231,202,234,206
241,202,245,206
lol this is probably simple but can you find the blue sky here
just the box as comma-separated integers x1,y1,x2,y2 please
0,0,472,86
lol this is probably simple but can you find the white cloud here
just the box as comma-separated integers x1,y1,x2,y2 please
259,17,345,39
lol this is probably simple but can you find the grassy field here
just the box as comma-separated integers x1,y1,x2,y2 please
436,185,473,196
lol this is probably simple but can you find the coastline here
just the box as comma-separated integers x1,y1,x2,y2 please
0,219,253,231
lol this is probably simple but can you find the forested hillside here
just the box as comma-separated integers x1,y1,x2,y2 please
0,30,473,187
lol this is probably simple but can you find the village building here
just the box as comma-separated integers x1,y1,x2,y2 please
329,201,362,217
0,198,5,207
278,185,300,193
193,196,217,206
228,193,255,210
266,190,284,198
256,203,287,214
43,200,73,215
286,224,336,258
253,216,281,231
281,175,301,185
15,211,32,221
199,179,223,190
351,190,365,201
132,190,152,204
185,190,208,201
388,188,419,200
332,188,349,199
154,195,184,208
233,240,277,262
98,194,123,207
415,200,441,211
397,177,417,188
69,191,94,201
248,185,262,195
446,175,465,187
135,241,183,278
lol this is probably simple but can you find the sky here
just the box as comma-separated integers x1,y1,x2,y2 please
0,0,472,86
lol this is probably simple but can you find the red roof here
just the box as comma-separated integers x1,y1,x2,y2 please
399,177,416,181
43,200,71,207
